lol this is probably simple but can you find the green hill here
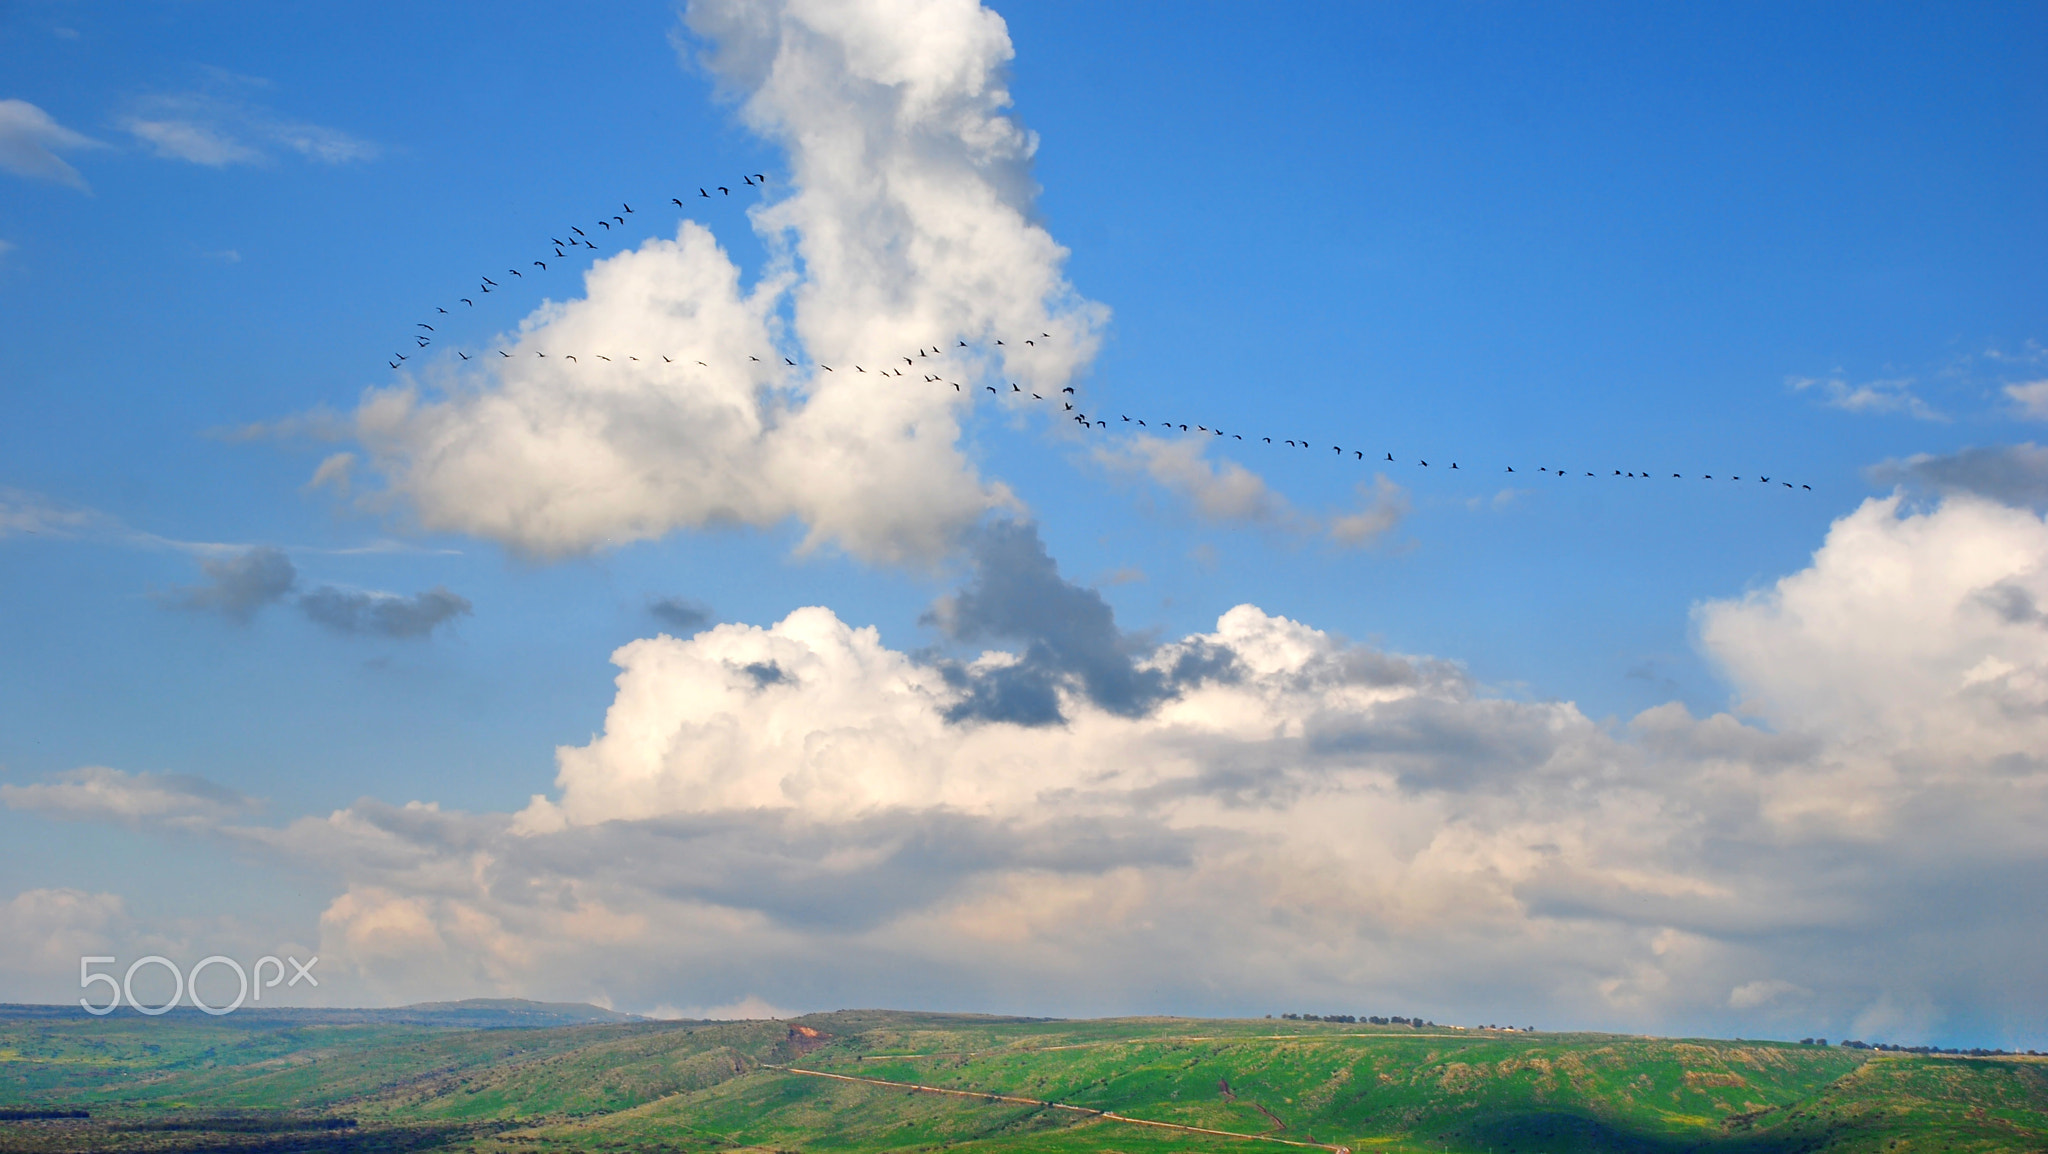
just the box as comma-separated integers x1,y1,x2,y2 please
0,1006,2041,1152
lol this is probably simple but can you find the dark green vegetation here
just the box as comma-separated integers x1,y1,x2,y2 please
1,1004,2042,1152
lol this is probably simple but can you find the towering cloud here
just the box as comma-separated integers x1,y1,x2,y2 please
343,0,1105,564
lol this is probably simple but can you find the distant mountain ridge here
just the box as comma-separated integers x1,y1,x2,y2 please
0,997,642,1028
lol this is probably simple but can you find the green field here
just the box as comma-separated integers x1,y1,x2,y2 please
1,1004,2042,1152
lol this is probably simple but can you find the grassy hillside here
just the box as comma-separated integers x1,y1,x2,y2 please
1,1006,2042,1152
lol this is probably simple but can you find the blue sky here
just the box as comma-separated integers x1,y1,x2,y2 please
2,1,2045,1046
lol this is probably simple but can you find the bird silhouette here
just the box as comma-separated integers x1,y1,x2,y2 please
672,198,684,207
754,174,765,182
613,216,623,225
481,277,497,286
417,323,434,331
599,221,610,230
718,187,729,195
573,228,586,237
1062,387,1075,394
622,203,632,213
743,175,754,186
458,352,469,361
498,350,510,357
535,261,546,270
699,189,709,198
436,307,448,314
786,358,796,366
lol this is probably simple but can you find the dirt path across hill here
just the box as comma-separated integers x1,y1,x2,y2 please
759,1063,1351,1154
853,1030,1483,1061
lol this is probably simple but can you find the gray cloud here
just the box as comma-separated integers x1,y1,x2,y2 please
0,766,257,829
650,596,714,633
1866,443,2048,508
159,546,298,622
927,520,1225,725
299,585,471,639
0,99,101,190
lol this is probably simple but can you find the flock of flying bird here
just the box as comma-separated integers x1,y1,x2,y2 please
384,175,1814,494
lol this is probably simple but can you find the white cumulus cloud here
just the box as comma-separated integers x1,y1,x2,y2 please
137,490,2041,1039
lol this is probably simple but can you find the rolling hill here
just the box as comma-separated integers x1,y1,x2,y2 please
1,1004,2042,1152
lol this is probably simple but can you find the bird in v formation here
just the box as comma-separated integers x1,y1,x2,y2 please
384,177,1808,493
